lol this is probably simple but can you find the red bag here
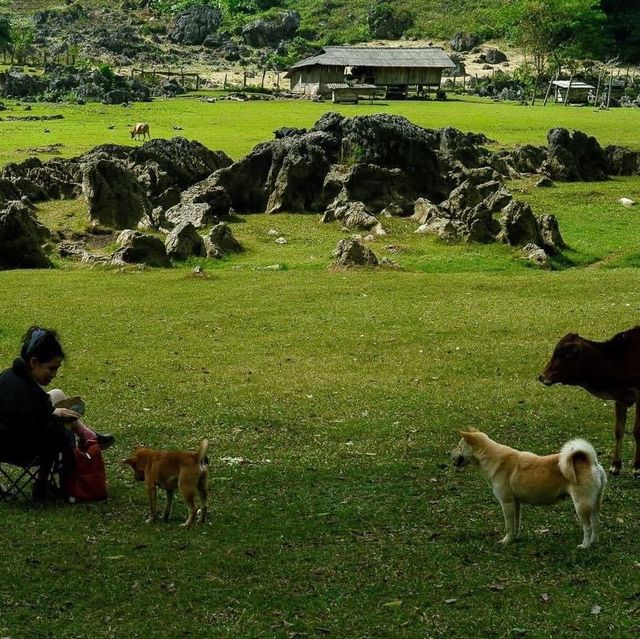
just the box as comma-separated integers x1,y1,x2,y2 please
63,441,108,502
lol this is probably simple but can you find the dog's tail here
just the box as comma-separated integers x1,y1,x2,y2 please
558,438,599,484
197,439,209,463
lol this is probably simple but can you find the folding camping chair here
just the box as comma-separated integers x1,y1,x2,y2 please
0,454,62,506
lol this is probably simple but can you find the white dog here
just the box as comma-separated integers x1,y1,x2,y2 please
451,429,606,548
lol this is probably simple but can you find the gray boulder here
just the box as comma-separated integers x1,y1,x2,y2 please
82,157,153,229
415,217,460,241
180,177,232,217
521,243,551,269
165,202,213,229
113,230,170,267
498,200,541,246
2,157,80,201
450,32,479,52
0,200,51,269
165,221,205,260
0,70,46,98
412,197,441,224
543,128,608,181
132,138,233,190
505,144,546,175
203,222,242,259
605,145,640,176
321,199,385,234
537,214,566,253
242,11,300,47
170,5,223,45
332,238,379,267
484,48,507,64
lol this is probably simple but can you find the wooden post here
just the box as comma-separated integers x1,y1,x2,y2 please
196,74,200,90
542,73,556,106
181,69,184,85
223,73,227,90
606,74,613,109
563,74,573,106
530,76,538,106
261,68,266,90
594,69,603,107
276,71,280,92
242,71,247,89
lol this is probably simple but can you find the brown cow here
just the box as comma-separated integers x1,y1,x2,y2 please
539,326,640,476
130,123,150,141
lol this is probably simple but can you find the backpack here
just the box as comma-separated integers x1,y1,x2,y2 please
63,441,108,503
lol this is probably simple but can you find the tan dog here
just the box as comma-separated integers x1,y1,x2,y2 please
123,439,209,527
451,430,606,548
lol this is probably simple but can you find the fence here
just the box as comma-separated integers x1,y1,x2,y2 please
130,67,201,90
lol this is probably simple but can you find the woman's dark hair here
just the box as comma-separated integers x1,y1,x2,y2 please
20,326,65,363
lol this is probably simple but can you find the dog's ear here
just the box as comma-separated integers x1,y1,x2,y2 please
459,430,479,443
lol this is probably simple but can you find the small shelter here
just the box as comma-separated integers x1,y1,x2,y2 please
551,80,595,104
326,82,376,104
286,46,456,98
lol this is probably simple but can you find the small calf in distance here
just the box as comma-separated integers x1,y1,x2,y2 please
130,122,150,141
539,326,640,476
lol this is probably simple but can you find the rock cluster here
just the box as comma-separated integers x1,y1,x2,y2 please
3,112,639,271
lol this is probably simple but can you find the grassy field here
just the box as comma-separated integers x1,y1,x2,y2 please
2,97,640,638
2,94,640,167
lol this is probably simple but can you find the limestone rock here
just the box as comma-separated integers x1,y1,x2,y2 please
332,238,379,267
165,221,206,260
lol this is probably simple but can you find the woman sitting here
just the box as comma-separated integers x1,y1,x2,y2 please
0,326,114,499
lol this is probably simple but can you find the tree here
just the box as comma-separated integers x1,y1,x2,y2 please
0,15,10,60
10,21,34,65
509,0,609,77
601,0,640,63
367,0,414,40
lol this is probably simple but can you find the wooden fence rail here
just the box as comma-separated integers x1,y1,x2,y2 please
131,67,201,90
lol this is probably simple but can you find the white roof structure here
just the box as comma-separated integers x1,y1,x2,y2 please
551,80,595,90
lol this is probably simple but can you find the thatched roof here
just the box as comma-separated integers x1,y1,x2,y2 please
289,47,456,71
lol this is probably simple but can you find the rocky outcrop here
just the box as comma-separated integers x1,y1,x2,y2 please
82,157,153,229
132,138,233,191
605,145,640,175
497,200,542,246
169,5,222,45
0,201,51,269
209,113,449,215
2,157,80,201
543,128,608,182
0,69,47,98
241,11,300,47
450,32,479,52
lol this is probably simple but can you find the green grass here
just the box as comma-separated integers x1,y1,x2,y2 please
1,94,639,167
3,98,640,638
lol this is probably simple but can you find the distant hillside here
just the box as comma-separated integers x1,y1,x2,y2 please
3,0,637,70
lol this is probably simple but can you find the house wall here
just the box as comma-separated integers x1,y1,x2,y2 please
357,67,443,86
290,66,343,95
290,65,445,94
